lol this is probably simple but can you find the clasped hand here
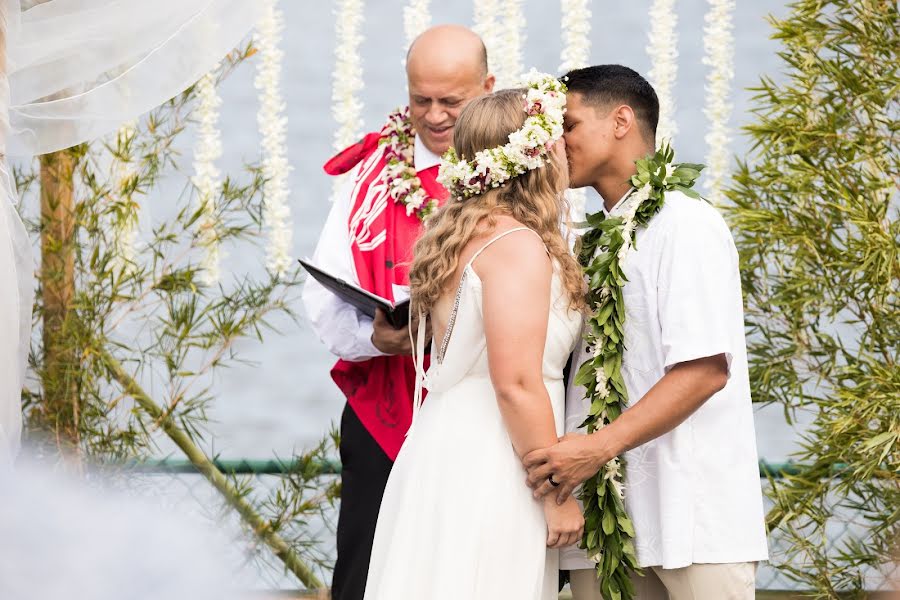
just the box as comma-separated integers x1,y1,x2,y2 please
524,432,609,504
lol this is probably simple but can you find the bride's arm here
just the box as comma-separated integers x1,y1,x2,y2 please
477,230,584,548
476,232,558,459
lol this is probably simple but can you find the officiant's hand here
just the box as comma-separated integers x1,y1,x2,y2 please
372,309,430,356
524,432,614,504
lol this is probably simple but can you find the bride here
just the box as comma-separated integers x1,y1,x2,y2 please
363,76,586,600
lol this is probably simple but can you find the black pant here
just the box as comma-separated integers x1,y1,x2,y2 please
331,403,394,600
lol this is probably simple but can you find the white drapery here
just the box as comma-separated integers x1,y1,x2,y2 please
0,0,263,462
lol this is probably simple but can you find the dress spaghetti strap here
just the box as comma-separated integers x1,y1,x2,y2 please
466,226,546,268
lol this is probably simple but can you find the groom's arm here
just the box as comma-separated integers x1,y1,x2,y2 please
525,354,727,502
526,202,740,502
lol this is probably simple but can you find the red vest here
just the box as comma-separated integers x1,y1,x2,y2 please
323,132,448,460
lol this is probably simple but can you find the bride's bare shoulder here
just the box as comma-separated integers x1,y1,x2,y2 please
466,216,549,279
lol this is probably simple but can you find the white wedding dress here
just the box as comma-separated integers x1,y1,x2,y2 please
363,228,582,600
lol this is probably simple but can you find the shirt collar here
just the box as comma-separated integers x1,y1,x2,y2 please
414,134,442,172
603,187,636,216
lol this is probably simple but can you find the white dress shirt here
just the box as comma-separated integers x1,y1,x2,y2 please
561,190,768,571
302,135,441,362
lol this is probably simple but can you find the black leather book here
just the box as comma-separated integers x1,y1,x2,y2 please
299,258,411,328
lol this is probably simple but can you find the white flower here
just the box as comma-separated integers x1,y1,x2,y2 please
616,185,651,263
702,0,735,205
191,69,223,285
612,478,626,500
403,0,431,52
594,365,610,400
493,0,525,89
664,162,676,181
647,0,679,145
255,0,293,277
604,457,621,481
559,0,592,72
473,0,501,71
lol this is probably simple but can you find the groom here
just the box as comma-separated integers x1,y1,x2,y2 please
525,65,768,599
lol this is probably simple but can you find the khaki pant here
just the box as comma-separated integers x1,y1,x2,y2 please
569,563,757,600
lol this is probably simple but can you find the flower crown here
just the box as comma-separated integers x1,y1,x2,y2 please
437,70,567,200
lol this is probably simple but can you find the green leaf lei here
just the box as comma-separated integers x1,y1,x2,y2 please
575,143,704,600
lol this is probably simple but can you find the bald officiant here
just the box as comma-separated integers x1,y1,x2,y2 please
302,25,494,600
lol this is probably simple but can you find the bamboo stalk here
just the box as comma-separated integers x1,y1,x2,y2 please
39,149,81,456
101,350,325,591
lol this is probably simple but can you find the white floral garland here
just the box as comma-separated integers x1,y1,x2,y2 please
332,0,365,153
559,0,593,222
191,69,223,285
701,0,735,206
438,71,566,200
403,0,431,51
559,0,591,72
472,0,500,70
255,0,293,277
493,0,525,89
646,0,679,145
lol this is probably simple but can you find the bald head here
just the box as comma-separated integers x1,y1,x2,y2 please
407,24,488,77
405,25,495,155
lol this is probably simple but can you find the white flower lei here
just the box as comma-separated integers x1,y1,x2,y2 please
331,0,365,202
191,69,223,286
380,107,438,221
332,0,365,152
403,0,431,51
493,0,525,89
702,0,735,206
647,0,679,145
255,0,293,277
559,0,592,72
437,71,566,200
472,0,500,69
559,0,593,221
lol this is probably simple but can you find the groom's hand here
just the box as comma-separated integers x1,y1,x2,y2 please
524,433,610,504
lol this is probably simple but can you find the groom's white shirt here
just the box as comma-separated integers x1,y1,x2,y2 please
562,190,768,571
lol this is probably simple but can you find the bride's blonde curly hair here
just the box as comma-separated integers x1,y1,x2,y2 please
409,89,586,314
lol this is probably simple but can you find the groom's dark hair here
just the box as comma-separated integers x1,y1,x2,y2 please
562,65,659,142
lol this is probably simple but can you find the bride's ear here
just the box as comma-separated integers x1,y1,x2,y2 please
612,105,636,140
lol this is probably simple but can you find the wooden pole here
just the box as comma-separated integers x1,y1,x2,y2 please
38,148,81,454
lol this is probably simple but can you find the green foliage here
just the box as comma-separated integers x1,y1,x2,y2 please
17,45,337,585
726,1,899,595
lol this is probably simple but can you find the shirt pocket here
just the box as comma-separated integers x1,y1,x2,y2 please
622,289,655,373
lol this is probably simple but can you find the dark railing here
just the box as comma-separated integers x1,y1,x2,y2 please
125,457,809,478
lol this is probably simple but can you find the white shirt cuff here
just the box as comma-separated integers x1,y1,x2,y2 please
350,318,387,362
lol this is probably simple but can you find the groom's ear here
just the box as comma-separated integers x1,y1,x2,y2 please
612,105,636,140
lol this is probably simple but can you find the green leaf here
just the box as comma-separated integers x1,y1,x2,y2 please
602,509,616,535
617,514,636,537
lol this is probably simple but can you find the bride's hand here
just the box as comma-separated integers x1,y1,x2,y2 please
543,495,584,549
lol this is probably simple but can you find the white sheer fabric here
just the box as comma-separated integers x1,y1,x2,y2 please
0,0,263,462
